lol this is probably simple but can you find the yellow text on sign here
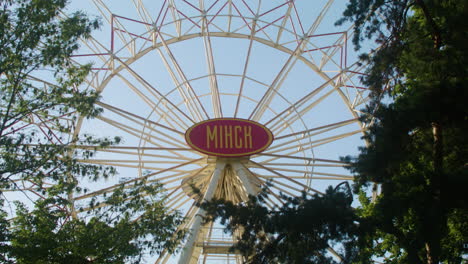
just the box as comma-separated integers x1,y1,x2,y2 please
206,125,253,149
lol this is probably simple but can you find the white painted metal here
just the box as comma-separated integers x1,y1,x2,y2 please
6,1,377,263
178,161,226,264
232,162,257,196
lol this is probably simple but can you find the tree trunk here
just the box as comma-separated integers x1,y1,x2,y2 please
425,121,443,264
425,241,438,264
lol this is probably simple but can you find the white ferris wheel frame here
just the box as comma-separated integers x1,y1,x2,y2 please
10,0,377,263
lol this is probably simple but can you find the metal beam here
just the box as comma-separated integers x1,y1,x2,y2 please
178,161,226,264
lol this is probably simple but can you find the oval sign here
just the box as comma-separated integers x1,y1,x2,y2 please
185,118,273,157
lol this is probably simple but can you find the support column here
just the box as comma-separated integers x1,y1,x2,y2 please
232,161,257,196
232,161,265,264
178,161,226,264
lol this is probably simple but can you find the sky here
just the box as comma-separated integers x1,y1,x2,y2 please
48,0,374,263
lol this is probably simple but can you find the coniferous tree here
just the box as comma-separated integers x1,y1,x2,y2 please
338,0,468,263
205,1,468,263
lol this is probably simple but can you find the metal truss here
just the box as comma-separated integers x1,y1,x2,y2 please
4,0,378,263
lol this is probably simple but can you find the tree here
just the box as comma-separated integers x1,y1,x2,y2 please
337,0,468,263
204,1,467,263
3,182,184,264
0,0,184,262
203,183,362,264
0,0,107,194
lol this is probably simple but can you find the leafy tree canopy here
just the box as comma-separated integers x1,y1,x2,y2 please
0,0,107,195
1,182,184,264
337,0,468,263
203,183,360,264
0,0,185,262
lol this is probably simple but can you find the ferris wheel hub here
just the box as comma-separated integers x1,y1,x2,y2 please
181,158,261,204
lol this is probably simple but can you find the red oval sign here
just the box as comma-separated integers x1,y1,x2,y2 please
185,118,273,157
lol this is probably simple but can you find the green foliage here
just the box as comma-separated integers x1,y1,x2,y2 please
206,1,467,263
0,181,183,264
338,0,468,263
203,183,361,264
0,1,185,262
0,200,11,264
0,0,106,194
84,181,185,257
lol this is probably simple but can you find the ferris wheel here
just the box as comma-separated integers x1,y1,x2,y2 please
16,0,371,263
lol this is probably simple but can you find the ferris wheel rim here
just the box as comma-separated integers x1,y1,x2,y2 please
60,1,371,263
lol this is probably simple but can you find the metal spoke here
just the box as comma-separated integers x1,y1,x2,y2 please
200,8,223,118
7,1,375,262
